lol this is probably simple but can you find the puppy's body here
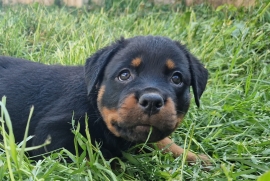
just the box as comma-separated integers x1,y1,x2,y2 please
0,36,208,163
0,57,131,157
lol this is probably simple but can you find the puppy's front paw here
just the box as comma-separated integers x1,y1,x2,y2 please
186,153,212,171
198,154,211,166
157,137,211,168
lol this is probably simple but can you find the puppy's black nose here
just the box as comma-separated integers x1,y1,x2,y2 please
139,93,164,115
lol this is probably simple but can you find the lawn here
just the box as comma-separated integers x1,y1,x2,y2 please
0,0,269,180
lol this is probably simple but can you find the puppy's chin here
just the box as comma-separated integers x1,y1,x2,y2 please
112,123,171,143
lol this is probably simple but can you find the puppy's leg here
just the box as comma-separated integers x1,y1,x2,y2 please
31,118,77,157
157,137,210,165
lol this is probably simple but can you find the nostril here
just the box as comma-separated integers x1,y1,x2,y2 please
155,101,163,108
140,99,149,107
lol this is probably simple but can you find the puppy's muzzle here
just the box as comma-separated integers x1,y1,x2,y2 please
139,93,164,115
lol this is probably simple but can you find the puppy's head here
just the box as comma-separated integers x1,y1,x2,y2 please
85,36,208,143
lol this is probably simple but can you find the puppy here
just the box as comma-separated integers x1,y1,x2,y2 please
0,36,208,164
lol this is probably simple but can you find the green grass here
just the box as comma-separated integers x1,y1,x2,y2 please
0,0,270,180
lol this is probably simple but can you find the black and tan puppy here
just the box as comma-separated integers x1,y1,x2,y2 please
0,36,208,164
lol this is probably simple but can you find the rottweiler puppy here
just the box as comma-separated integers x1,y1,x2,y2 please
0,36,209,164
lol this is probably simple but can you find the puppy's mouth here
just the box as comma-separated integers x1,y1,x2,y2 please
112,122,166,143
134,124,152,132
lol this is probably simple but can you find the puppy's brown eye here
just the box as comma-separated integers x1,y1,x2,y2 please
171,72,183,85
118,70,131,81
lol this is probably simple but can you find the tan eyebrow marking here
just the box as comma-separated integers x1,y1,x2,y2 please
166,59,175,69
131,57,142,67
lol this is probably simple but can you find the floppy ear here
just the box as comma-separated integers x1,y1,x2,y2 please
84,38,125,95
187,52,208,107
174,41,208,107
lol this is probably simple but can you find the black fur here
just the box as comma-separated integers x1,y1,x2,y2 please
0,36,208,159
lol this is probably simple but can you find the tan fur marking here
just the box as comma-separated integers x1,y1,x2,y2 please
121,94,137,110
166,59,175,69
174,114,184,130
164,98,176,115
97,85,105,105
101,108,121,137
158,97,178,129
118,94,141,124
157,137,210,165
131,57,142,67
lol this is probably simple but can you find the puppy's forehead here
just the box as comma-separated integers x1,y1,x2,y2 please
127,36,186,59
103,37,191,79
113,37,188,67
